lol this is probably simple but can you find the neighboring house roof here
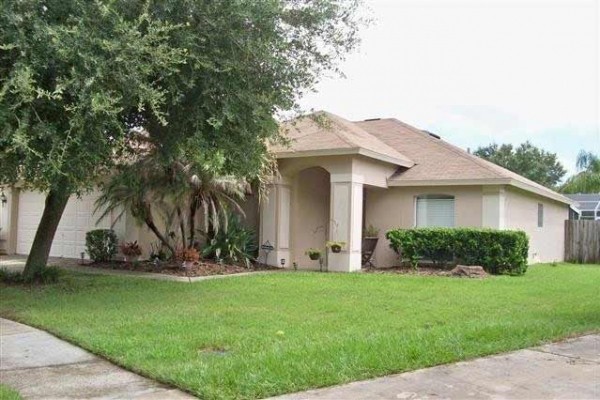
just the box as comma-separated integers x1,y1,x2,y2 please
565,194,600,212
273,112,414,167
275,112,572,205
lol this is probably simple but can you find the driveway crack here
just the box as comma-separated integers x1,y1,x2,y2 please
530,348,599,364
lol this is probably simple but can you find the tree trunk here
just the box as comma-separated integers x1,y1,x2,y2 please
23,187,71,276
188,198,197,248
144,218,176,257
176,206,187,249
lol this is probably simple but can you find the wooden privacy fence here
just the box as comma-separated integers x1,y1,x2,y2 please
565,220,600,263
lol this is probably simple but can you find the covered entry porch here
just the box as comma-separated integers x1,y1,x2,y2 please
259,155,397,272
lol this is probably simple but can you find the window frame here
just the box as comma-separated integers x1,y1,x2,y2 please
537,203,544,228
414,194,456,228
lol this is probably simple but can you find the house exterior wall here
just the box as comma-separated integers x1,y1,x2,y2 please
0,187,18,255
504,187,568,263
290,167,330,269
365,185,484,267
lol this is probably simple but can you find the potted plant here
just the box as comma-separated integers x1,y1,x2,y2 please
177,247,200,269
305,248,322,261
326,241,346,253
361,225,380,268
120,241,142,262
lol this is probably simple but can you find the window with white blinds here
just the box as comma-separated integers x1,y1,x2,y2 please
416,195,455,228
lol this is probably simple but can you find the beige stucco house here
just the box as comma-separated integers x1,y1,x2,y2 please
0,111,572,271
259,112,572,272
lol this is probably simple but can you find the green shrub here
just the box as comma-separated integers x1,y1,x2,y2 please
386,228,529,275
202,214,258,268
85,229,118,262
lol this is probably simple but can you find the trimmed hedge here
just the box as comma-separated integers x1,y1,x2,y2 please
85,229,118,262
386,228,529,275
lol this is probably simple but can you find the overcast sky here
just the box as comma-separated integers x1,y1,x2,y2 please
299,0,600,176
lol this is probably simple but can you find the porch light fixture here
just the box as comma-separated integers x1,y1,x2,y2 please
0,190,6,206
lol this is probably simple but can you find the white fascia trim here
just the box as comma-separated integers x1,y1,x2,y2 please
356,148,414,168
275,148,414,168
387,178,513,187
388,178,573,205
508,179,573,205
569,204,582,215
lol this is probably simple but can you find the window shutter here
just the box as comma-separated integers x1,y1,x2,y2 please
416,196,455,227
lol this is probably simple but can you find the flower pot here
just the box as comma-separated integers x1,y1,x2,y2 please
330,244,342,253
362,237,379,252
308,253,320,261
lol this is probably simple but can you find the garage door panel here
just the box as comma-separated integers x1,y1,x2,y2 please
17,190,122,259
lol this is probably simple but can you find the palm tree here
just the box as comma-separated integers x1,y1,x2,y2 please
95,158,177,256
561,151,600,194
95,152,250,257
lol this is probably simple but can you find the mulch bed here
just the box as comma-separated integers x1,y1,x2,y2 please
83,259,279,277
365,265,489,278
365,266,452,276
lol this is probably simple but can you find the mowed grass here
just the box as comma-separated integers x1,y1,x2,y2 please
1,264,599,399
0,384,22,400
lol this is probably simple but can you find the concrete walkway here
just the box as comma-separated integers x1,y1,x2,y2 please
0,318,196,399
273,334,600,400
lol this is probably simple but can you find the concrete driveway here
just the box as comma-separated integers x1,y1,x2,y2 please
273,334,600,400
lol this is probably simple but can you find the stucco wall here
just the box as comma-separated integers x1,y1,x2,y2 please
365,185,484,267
504,187,568,263
290,167,330,269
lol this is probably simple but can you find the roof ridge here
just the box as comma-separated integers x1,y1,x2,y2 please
380,118,569,199
386,118,507,179
322,112,359,148
323,113,414,164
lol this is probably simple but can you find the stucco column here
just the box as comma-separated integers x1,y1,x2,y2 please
482,186,506,229
1,187,20,255
259,181,291,267
329,175,363,272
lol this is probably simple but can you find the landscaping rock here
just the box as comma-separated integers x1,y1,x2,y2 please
450,265,488,278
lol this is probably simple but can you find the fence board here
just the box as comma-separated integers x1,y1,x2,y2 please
565,220,600,263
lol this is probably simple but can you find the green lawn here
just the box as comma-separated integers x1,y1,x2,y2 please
0,384,21,400
1,264,599,399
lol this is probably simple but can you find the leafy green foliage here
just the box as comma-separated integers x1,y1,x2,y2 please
95,152,249,255
1,0,364,270
474,142,566,188
202,213,257,268
561,151,600,193
85,229,118,262
386,228,529,275
0,0,186,194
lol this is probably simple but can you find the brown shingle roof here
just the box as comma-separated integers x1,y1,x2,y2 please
356,118,571,204
273,112,570,204
272,112,414,167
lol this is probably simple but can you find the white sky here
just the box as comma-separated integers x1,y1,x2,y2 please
300,0,600,176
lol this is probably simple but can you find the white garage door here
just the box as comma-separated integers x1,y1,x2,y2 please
17,191,119,258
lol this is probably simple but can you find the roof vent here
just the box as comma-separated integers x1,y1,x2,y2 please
422,130,441,139
363,118,381,121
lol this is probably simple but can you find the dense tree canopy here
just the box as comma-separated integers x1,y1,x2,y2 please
474,141,566,189
561,151,600,194
0,0,364,274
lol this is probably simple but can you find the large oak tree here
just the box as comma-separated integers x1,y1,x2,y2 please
0,0,363,276
474,141,566,189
